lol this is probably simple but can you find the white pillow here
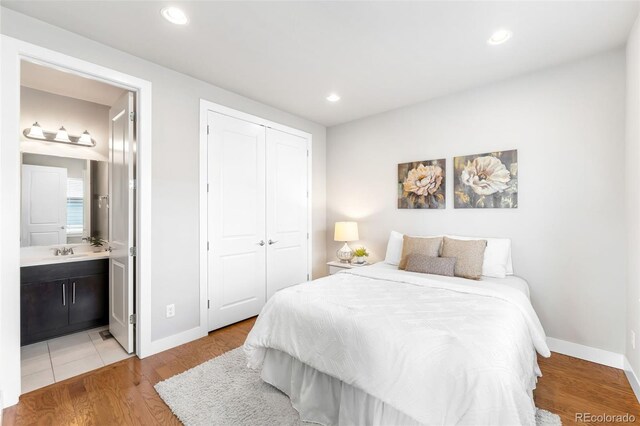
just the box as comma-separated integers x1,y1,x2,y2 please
506,250,514,275
384,231,404,266
446,235,512,278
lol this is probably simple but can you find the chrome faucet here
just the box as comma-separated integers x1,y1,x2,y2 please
54,247,74,256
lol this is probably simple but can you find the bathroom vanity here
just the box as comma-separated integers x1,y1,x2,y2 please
21,256,108,345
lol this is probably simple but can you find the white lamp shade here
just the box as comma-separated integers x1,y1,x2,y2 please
27,122,45,139
334,221,359,242
54,126,70,142
78,130,92,145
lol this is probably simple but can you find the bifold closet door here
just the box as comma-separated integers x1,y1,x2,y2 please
208,111,267,331
265,128,309,299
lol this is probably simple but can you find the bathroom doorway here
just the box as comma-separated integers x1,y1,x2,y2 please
18,61,137,393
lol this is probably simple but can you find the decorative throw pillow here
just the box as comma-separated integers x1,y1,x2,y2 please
398,235,443,270
405,254,456,277
441,237,487,280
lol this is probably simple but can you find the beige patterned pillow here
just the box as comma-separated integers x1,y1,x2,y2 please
405,254,456,277
398,235,443,270
441,237,487,280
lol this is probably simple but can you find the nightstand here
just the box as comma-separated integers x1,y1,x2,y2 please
327,260,369,275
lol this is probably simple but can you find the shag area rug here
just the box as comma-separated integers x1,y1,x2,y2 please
155,348,561,426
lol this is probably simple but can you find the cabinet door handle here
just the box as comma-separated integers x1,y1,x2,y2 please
62,283,66,306
72,282,76,304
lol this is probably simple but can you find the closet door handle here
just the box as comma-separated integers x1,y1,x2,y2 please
72,282,76,304
257,240,265,246
62,283,66,306
268,239,278,245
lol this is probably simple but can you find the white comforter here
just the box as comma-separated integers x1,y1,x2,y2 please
244,265,550,426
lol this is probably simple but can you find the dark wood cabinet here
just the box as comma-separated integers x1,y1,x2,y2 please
21,259,108,345
69,274,108,326
21,279,69,338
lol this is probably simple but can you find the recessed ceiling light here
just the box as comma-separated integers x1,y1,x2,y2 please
487,29,512,45
161,6,189,25
326,93,341,102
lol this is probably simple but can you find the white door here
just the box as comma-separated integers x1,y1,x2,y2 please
109,92,135,353
208,111,266,331
21,165,67,247
265,128,309,298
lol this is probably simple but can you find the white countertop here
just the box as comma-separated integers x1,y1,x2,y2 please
21,244,111,267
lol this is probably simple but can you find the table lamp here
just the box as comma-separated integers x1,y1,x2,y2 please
334,221,359,263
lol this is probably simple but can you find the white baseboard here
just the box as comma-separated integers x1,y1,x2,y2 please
624,357,640,403
144,326,207,358
546,337,624,369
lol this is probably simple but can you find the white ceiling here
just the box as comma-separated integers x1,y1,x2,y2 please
4,1,639,126
21,60,128,106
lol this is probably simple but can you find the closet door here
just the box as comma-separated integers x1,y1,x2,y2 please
208,112,266,331
265,128,309,299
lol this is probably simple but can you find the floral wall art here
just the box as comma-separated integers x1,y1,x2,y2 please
398,159,446,209
453,150,518,208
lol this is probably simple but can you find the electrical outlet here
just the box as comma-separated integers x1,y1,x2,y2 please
166,304,175,318
632,330,636,350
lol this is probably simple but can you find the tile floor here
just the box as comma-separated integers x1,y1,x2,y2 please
20,326,134,394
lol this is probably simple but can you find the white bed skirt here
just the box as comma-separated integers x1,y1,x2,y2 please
261,348,422,426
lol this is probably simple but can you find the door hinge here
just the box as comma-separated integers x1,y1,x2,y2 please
129,111,135,122
129,179,136,190
207,241,210,251
207,183,210,193
207,125,210,135
307,150,309,157
307,273,310,281
207,299,210,309
130,247,137,257
307,232,309,240
129,314,136,324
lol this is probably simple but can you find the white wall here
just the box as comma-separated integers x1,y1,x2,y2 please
1,8,326,348
20,87,110,161
626,15,640,375
327,50,627,354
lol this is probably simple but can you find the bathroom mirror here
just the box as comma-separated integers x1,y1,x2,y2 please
20,153,109,247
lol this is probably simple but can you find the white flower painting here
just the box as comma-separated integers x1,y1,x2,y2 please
454,150,518,208
398,159,446,209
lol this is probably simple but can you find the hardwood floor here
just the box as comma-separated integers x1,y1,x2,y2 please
3,317,639,425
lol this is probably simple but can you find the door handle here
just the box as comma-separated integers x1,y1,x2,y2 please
62,283,66,306
268,239,278,245
257,240,265,246
72,282,76,304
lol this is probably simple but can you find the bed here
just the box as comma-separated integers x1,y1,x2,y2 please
244,262,550,425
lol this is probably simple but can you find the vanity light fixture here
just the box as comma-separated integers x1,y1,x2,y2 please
161,6,189,25
27,122,45,139
23,124,97,147
326,93,341,102
487,29,512,45
54,126,71,143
